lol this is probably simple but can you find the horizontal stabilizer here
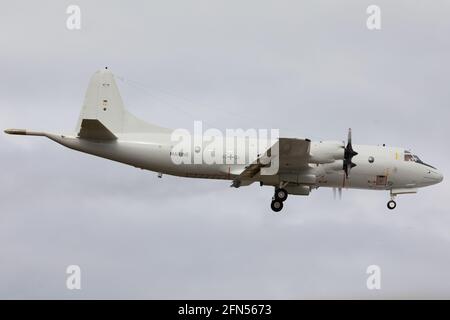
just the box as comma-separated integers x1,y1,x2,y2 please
78,119,117,140
4,128,27,135
4,129,46,137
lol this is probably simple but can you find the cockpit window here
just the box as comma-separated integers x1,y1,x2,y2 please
404,153,414,161
404,151,436,169
404,151,420,162
404,151,422,162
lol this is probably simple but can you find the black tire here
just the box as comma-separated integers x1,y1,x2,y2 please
271,200,284,212
275,188,288,202
387,200,397,210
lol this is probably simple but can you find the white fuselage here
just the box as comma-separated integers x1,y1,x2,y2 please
45,132,443,193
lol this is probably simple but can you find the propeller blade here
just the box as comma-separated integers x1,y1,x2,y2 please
333,187,336,200
343,128,358,178
345,161,357,177
344,160,350,179
338,187,342,200
342,172,346,188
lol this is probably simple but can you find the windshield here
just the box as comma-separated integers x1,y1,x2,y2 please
404,151,436,169
404,151,420,162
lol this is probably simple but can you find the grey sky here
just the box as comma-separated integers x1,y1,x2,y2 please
1,0,449,298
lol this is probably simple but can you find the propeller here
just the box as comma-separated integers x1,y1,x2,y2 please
333,129,358,199
333,187,342,200
343,128,358,178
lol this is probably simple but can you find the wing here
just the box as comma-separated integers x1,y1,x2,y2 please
276,137,311,170
238,138,311,179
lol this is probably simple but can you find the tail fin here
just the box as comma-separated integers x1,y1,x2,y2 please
75,68,171,136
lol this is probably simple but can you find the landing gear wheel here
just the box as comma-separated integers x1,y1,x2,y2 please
387,200,397,210
271,200,284,212
275,188,288,202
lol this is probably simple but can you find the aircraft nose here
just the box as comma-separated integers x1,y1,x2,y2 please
422,167,443,186
427,168,443,184
436,170,444,183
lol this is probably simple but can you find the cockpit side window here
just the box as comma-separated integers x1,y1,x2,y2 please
404,152,414,162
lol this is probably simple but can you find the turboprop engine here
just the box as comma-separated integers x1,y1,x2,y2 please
309,141,345,164
321,160,345,174
309,129,358,177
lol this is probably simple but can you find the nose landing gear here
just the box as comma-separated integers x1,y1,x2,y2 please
387,200,397,210
271,188,288,212
387,192,397,210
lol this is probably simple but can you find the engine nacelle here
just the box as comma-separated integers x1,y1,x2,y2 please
322,160,344,174
285,184,310,196
309,141,345,164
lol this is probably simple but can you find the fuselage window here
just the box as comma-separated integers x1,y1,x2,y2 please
368,156,374,163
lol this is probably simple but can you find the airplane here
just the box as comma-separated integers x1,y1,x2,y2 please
4,68,443,212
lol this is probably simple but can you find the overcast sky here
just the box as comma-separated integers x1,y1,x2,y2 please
1,0,450,299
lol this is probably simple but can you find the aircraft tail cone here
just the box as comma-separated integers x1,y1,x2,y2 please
4,128,27,135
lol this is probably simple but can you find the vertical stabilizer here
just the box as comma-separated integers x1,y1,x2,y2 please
75,68,171,135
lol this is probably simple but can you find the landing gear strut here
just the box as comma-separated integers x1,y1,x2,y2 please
271,187,288,212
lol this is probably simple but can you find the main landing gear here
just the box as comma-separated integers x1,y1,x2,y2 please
271,188,288,212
